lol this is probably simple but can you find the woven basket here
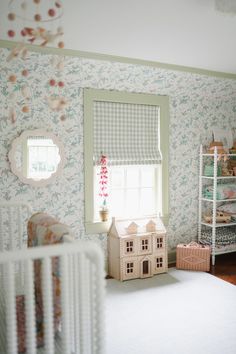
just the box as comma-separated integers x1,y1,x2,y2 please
176,242,210,271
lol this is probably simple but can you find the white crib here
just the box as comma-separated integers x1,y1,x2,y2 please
0,241,105,354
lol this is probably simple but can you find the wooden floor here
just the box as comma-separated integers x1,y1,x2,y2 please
210,252,236,285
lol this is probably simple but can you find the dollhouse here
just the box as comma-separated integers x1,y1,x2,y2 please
108,217,168,281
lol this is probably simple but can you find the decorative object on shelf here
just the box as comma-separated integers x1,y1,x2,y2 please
108,216,167,281
204,163,222,177
176,242,210,272
98,154,109,221
203,211,231,224
207,141,228,159
203,183,236,200
221,160,233,176
217,202,236,216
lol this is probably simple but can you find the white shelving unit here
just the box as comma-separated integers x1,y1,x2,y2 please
198,145,236,265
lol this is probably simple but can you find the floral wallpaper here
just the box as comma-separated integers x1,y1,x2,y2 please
0,47,236,257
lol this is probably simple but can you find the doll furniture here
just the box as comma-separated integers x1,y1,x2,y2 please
108,216,168,281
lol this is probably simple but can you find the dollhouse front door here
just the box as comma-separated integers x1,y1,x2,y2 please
140,258,152,278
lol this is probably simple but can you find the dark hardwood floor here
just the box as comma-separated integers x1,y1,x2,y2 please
169,252,236,285
209,252,236,285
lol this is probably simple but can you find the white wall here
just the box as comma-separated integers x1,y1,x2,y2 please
1,0,236,73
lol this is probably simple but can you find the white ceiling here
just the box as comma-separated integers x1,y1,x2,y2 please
1,0,236,74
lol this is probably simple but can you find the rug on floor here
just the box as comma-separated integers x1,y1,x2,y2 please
105,268,236,354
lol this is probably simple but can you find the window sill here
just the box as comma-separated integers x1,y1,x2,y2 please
85,219,112,234
85,215,169,235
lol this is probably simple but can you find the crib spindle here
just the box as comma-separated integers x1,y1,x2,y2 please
79,253,87,354
0,241,105,354
68,254,75,353
42,257,54,354
24,259,37,354
90,262,96,353
0,208,3,252
60,255,71,354
4,262,18,354
73,252,81,354
93,254,105,354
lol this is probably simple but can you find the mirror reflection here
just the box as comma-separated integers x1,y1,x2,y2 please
23,136,60,180
9,130,65,186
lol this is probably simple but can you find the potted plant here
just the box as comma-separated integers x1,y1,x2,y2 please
98,154,109,222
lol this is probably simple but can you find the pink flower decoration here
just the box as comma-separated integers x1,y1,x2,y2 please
98,155,108,209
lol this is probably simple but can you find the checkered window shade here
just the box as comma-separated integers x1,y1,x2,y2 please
93,101,161,165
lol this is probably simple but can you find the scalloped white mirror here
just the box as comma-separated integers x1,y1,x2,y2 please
9,129,65,187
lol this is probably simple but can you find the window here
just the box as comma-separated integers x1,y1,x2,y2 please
156,237,164,249
126,262,134,274
141,239,149,251
84,89,169,234
156,257,163,268
94,165,161,219
126,241,134,253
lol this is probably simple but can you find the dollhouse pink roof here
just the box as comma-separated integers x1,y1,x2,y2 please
109,217,166,238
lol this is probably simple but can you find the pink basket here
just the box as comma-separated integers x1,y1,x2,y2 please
176,242,210,271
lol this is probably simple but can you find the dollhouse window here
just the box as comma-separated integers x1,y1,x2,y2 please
126,241,134,253
126,262,134,274
156,257,163,268
156,237,163,249
141,239,149,250
84,89,169,234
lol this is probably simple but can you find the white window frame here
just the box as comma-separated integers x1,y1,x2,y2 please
84,89,169,234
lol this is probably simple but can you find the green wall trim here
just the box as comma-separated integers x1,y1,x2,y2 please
1,39,236,80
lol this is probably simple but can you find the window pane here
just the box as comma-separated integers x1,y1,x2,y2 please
140,188,155,215
126,167,139,188
110,189,125,216
141,167,154,187
126,189,139,216
96,164,158,219
111,168,125,188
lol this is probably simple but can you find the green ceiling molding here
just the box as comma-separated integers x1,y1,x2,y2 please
1,39,236,80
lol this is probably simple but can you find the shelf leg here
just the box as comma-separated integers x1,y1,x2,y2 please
212,253,215,266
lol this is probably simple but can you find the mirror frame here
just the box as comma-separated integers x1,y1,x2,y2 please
9,129,66,187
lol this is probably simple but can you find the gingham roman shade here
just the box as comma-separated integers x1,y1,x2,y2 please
93,101,162,165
